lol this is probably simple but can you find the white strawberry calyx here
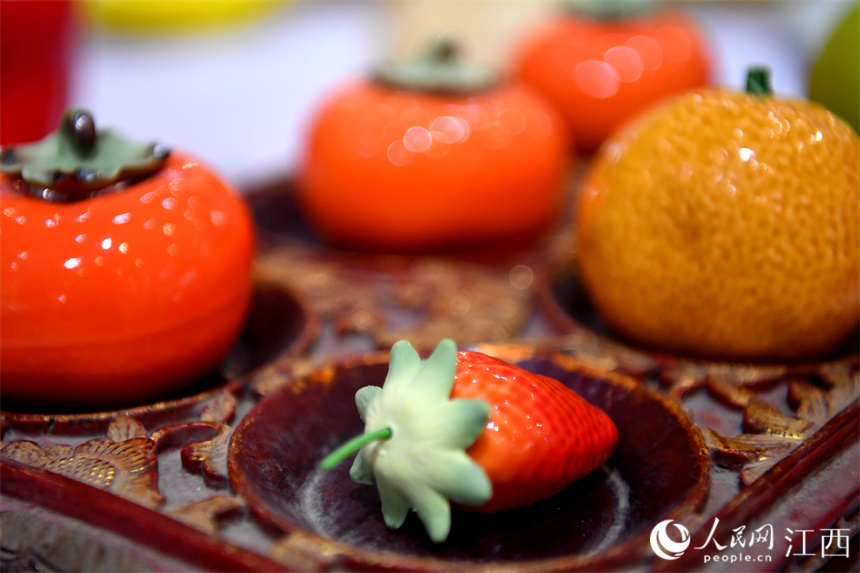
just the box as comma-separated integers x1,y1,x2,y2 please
319,338,492,543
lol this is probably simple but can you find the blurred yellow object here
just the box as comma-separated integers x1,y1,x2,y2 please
83,0,286,35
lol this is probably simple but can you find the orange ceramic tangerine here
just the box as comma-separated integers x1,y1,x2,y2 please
513,1,710,152
297,42,571,252
0,109,256,409
576,70,860,362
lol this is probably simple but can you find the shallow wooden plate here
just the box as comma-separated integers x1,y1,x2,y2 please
228,343,711,571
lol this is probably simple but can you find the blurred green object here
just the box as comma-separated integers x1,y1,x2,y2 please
809,1,860,134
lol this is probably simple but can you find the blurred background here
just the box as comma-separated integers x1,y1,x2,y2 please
2,0,856,188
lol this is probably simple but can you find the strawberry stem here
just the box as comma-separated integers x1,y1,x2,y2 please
320,427,392,470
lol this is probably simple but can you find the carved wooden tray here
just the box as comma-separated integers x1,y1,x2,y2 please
1,180,858,572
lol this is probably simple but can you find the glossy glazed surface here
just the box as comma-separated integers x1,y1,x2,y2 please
452,350,617,513
296,80,570,252
576,88,860,361
514,9,710,151
0,153,256,408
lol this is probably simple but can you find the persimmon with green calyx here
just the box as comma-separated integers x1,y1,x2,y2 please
513,0,710,152
320,338,618,543
0,108,255,410
296,39,570,253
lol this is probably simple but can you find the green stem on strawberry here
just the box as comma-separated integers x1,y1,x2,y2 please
320,427,392,470
319,338,492,543
746,67,773,97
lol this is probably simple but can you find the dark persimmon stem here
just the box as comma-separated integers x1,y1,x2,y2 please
566,0,656,20
62,108,97,155
319,427,392,470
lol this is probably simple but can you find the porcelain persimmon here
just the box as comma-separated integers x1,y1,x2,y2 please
297,42,570,252
513,1,710,151
0,109,255,409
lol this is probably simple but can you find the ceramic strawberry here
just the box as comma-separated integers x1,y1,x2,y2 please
321,339,618,542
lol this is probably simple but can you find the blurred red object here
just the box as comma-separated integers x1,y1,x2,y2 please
513,5,710,153
1,0,76,145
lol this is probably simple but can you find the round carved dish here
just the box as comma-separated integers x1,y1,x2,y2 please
536,266,860,377
1,280,319,423
228,343,710,571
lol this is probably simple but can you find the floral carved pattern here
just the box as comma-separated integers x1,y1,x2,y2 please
270,530,341,572
167,495,245,534
197,391,238,424
0,416,164,509
255,246,532,351
549,319,859,488
0,510,158,572
701,363,858,485
149,421,233,488
0,405,240,507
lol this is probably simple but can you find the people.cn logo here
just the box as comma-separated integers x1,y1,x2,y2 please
650,520,691,560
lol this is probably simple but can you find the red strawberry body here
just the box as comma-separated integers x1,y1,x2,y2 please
452,350,618,512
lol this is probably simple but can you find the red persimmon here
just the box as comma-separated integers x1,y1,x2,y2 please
513,3,710,151
0,110,255,409
297,43,570,253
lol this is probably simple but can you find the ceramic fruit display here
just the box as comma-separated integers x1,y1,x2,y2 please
575,69,860,362
321,339,618,542
512,0,710,152
0,109,256,409
296,40,570,253
0,0,75,145
809,1,859,134
82,0,286,35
